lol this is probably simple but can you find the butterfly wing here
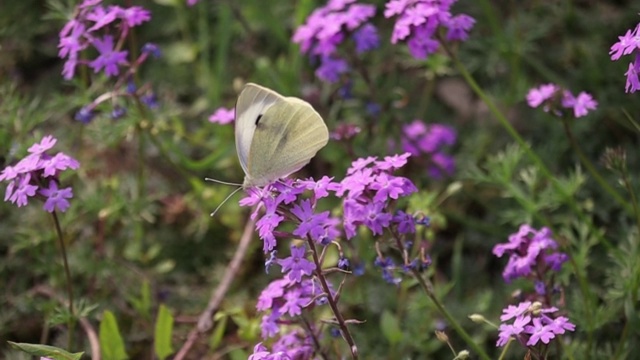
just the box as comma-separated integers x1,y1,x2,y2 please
245,96,329,187
235,83,283,174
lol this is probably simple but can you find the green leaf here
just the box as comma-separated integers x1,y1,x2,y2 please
380,310,403,346
99,310,128,360
154,304,175,360
7,342,83,360
209,315,228,351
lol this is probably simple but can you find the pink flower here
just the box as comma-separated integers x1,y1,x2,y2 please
208,107,235,124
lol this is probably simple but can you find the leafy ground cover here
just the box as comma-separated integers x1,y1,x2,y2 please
1,0,640,359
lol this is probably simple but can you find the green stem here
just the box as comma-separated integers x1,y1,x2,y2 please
51,211,75,350
410,268,491,360
560,119,634,215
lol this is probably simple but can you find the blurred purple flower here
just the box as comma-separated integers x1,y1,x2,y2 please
208,107,235,124
493,225,568,282
527,83,597,118
293,0,376,82
401,120,456,179
610,22,640,93
353,23,380,53
40,181,74,213
118,6,151,27
562,91,598,118
316,56,349,83
89,35,128,77
385,0,475,59
526,83,559,108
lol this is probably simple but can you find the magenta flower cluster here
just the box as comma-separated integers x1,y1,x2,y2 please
493,225,568,283
256,276,328,343
58,0,151,80
0,135,79,213
401,120,456,179
293,0,378,82
240,154,419,354
497,301,575,347
384,0,475,59
609,19,640,93
526,84,598,118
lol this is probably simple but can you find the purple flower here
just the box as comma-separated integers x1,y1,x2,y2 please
446,14,476,41
292,1,376,81
496,315,528,347
493,225,568,282
40,181,74,213
610,21,640,92
316,56,349,83
526,83,559,108
280,288,310,316
89,35,128,77
256,211,284,252
609,26,640,61
208,107,235,124
257,278,289,311
1,135,79,212
500,301,532,321
376,153,411,170
298,176,337,199
385,0,474,59
625,57,640,93
117,6,151,27
28,135,57,155
524,318,555,345
280,245,316,283
363,202,393,235
561,91,598,118
393,210,416,234
9,174,38,207
86,5,119,31
352,23,380,53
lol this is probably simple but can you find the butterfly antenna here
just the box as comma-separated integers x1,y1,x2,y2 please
210,186,244,217
205,178,243,187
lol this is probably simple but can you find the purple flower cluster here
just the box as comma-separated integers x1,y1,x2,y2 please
384,0,475,59
208,107,236,125
497,301,575,347
293,0,379,82
240,154,421,355
249,331,314,360
256,276,327,339
526,84,598,118
610,20,640,93
338,153,418,239
58,0,151,80
401,120,456,179
0,135,79,213
493,225,568,283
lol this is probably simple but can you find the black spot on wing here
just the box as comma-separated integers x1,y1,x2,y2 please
255,114,263,126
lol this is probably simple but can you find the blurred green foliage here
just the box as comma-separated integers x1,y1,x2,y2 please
1,0,640,359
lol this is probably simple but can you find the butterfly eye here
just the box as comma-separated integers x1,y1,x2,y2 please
255,114,263,126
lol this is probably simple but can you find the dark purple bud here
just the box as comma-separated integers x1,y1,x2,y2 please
75,106,95,124
142,43,162,58
142,93,159,109
111,106,126,120
337,256,350,271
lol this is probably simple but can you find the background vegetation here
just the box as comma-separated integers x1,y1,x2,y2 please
1,0,639,359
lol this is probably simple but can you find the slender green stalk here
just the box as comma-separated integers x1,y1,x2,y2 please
560,119,634,215
410,268,491,360
51,211,75,350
